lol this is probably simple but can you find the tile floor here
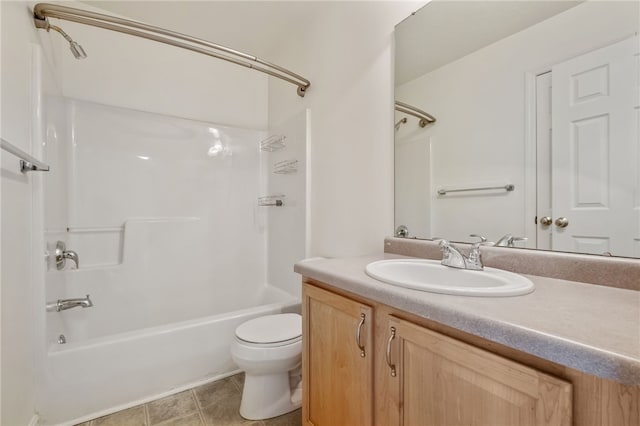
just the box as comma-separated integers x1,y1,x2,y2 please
77,374,301,426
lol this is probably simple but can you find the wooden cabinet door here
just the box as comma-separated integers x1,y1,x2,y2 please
303,283,373,426
383,316,572,426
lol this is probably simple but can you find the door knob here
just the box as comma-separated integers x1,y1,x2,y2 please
539,216,552,226
555,217,569,228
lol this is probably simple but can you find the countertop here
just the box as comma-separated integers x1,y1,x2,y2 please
294,253,640,385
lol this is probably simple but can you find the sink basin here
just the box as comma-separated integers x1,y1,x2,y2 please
365,259,534,297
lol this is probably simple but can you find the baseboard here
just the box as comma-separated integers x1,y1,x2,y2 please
56,370,241,426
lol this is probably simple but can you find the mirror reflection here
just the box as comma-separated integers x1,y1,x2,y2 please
394,0,640,258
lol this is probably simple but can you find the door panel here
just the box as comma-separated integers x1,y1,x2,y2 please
551,36,639,256
536,72,552,250
302,283,373,426
387,316,572,426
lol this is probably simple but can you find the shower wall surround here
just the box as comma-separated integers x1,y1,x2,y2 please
45,98,267,340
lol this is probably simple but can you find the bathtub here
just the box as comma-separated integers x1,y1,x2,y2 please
39,284,299,425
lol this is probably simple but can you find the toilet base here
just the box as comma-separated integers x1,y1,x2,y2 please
239,371,302,420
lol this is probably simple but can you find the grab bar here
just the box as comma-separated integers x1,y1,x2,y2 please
437,184,514,196
1,138,50,173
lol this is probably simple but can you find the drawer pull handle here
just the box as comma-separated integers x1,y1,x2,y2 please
355,313,366,357
386,326,397,377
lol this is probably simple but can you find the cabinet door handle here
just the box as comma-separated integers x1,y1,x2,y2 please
355,313,366,357
386,326,397,377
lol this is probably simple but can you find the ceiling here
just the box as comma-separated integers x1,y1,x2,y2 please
395,0,583,85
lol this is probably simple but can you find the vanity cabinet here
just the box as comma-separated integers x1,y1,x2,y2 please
379,315,572,425
302,283,373,426
303,279,638,426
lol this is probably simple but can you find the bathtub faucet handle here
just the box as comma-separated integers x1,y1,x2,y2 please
55,240,79,270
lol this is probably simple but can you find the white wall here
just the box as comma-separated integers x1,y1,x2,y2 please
55,1,268,130
1,1,62,424
395,1,639,244
266,110,309,297
268,1,424,258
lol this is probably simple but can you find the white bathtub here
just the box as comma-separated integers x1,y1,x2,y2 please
39,285,299,425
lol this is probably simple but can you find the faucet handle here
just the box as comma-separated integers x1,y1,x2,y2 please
469,234,492,249
435,239,454,259
509,236,528,247
465,235,485,270
435,239,450,249
469,234,487,243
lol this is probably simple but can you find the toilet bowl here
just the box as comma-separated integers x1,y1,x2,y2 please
230,313,302,420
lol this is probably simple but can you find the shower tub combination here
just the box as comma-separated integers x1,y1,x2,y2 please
39,99,305,425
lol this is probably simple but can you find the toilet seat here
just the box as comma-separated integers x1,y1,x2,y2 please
235,313,301,347
236,335,301,348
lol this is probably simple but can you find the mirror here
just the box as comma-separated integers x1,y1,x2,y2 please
394,0,640,258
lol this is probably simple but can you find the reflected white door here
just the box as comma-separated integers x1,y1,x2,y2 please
536,72,553,251
550,36,638,257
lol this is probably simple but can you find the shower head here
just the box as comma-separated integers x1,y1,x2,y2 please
49,24,88,59
69,41,87,59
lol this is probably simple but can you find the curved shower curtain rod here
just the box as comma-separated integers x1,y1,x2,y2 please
33,3,311,97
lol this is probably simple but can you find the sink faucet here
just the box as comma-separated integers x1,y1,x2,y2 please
46,294,93,312
437,236,484,271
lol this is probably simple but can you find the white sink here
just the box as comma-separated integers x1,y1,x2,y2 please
365,259,534,297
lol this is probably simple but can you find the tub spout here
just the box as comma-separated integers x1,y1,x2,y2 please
47,294,93,312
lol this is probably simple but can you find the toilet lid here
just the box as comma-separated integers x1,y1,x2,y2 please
235,313,302,344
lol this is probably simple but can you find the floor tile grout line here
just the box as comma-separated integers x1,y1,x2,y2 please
191,389,207,425
196,408,206,426
232,378,242,393
192,388,203,411
144,403,150,426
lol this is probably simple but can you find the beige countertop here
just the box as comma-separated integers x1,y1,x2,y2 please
294,253,640,385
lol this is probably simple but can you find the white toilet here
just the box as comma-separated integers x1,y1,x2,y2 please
230,313,303,420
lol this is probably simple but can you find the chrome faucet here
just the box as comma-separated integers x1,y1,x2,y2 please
437,235,485,271
46,294,93,312
494,234,528,247
55,241,79,270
